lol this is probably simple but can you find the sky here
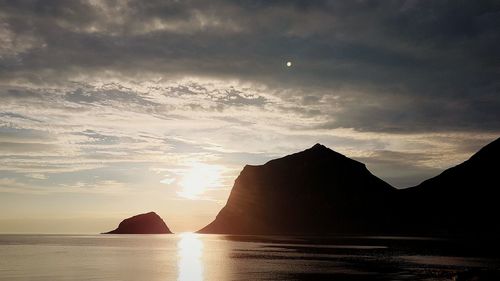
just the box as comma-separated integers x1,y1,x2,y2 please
1,0,499,233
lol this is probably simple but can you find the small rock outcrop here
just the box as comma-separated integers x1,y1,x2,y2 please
103,212,172,234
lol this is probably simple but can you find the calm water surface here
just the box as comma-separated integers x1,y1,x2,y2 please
1,234,499,280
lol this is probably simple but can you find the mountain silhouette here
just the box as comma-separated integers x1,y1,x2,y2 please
198,138,500,236
198,143,396,235
398,137,500,236
103,212,172,234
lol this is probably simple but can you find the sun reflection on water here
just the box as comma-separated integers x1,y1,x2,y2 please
177,233,204,281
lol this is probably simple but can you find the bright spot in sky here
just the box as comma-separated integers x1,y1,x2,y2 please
178,163,222,200
286,61,292,67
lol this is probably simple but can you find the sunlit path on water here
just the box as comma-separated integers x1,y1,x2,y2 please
177,233,204,281
1,234,497,280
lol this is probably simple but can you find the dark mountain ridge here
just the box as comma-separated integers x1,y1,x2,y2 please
397,137,500,236
199,138,500,237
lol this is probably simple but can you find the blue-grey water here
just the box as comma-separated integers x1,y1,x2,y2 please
1,234,499,280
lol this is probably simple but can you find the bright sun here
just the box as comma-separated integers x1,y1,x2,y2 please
178,163,222,200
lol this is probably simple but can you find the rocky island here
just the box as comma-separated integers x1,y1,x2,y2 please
103,212,172,234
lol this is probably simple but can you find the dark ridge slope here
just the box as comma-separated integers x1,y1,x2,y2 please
399,137,500,236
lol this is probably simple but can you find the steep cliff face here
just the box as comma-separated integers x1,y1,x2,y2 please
198,144,396,235
103,212,172,234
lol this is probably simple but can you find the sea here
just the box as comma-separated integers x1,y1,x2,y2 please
1,234,499,280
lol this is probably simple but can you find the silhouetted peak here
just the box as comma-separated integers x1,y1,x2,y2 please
307,142,343,154
198,142,395,235
254,143,364,171
311,143,327,150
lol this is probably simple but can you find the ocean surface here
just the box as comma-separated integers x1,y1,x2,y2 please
1,234,499,280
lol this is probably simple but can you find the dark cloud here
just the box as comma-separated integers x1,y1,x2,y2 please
0,142,57,153
0,112,42,123
0,127,52,141
74,129,123,146
0,0,499,133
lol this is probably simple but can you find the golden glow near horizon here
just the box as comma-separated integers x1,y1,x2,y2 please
178,163,223,200
178,233,204,281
